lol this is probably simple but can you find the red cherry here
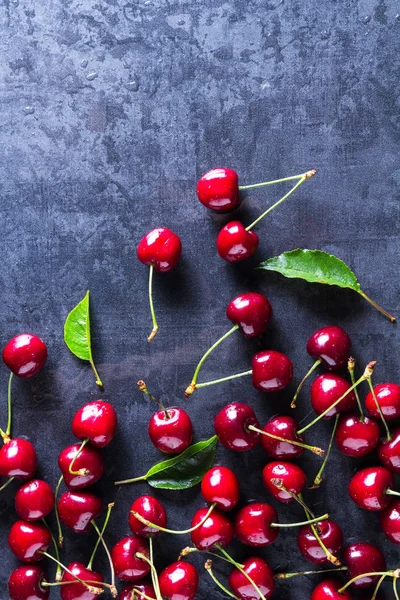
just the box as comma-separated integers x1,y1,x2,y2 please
366,383,400,420
311,374,356,418
2,334,47,378
380,500,400,543
306,326,351,369
159,561,199,600
111,536,151,581
8,565,49,600
343,542,386,588
190,507,234,550
228,556,275,600
58,443,104,489
348,466,393,511
335,414,380,457
226,293,272,338
8,520,52,562
234,502,278,547
260,415,305,460
0,439,38,479
60,562,103,600
148,408,192,454
378,428,400,472
201,466,240,511
129,495,167,537
137,228,182,272
58,490,103,534
251,350,293,392
262,461,306,503
119,582,156,600
297,520,343,565
310,580,352,600
216,221,259,263
197,167,240,212
72,400,117,448
15,479,55,521
214,402,260,452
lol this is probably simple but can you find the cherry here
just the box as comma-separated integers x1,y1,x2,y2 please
366,383,400,419
307,326,351,370
201,466,240,511
60,562,103,600
228,557,275,600
260,415,307,460
348,466,397,511
111,536,151,581
343,542,386,588
0,438,38,479
214,402,260,451
57,490,103,534
311,374,356,418
2,333,47,378
216,221,259,262
335,414,380,457
8,520,52,562
297,520,343,565
197,168,240,212
262,461,306,502
310,580,352,600
72,400,117,448
8,565,49,600
190,506,234,550
234,502,278,547
129,495,167,537
159,561,199,600
380,500,400,543
119,582,156,600
251,350,293,392
378,428,400,472
15,479,55,521
58,443,104,489
226,292,272,338
149,408,192,454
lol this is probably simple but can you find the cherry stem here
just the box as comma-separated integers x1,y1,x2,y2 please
88,503,114,570
178,546,244,568
185,325,239,397
358,290,396,322
114,474,146,486
132,591,156,600
245,170,316,231
291,359,321,409
131,503,216,535
239,171,311,191
193,368,252,392
247,424,324,456
310,414,339,489
386,489,400,498
216,544,268,600
137,538,163,600
137,380,169,420
0,476,14,491
147,265,158,342
366,377,391,441
338,570,397,594
271,514,329,528
304,508,341,567
275,566,347,579
54,474,64,547
68,438,90,475
91,516,117,597
394,575,400,600
297,362,375,435
41,551,105,595
348,357,364,420
271,481,316,518
42,518,62,582
5,371,13,440
205,560,239,599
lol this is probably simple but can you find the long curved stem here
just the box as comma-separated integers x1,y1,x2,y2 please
192,369,252,393
358,291,396,322
137,539,162,600
5,372,13,440
271,514,328,528
205,560,239,599
394,575,400,600
68,438,89,474
42,518,62,581
147,265,158,342
367,378,391,441
178,546,244,568
301,503,341,566
239,172,309,191
138,380,169,420
131,503,216,535
275,566,347,579
41,551,105,594
248,424,324,456
291,359,321,408
216,545,267,600
338,571,393,594
348,357,364,420
311,415,339,489
54,475,64,547
0,476,14,491
91,519,117,597
88,503,114,570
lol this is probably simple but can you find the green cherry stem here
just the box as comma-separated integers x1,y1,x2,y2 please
386,489,400,498
310,414,339,489
0,476,14,492
270,514,329,529
366,377,391,441
132,591,156,600
394,574,400,600
114,474,146,485
137,538,162,600
247,424,325,456
291,359,321,409
131,503,216,535
91,516,117,597
137,380,169,420
205,560,239,599
5,372,13,440
147,265,158,342
54,475,64,548
178,546,244,568
42,518,62,582
338,570,397,594
40,551,105,594
275,566,347,579
68,438,90,475
190,369,252,393
88,503,114,570
348,357,364,420
270,482,316,519
216,544,267,600
358,291,396,323
239,171,312,191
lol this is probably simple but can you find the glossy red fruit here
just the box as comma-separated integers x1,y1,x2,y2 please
119,582,156,600
2,334,47,378
137,228,182,272
148,408,192,454
216,221,259,263
235,502,278,547
378,428,400,472
311,374,356,418
381,500,400,544
72,400,117,448
58,444,104,489
190,507,234,550
348,466,393,511
366,383,400,420
228,557,275,600
15,480,55,521
60,562,103,600
343,542,386,588
335,414,380,457
111,536,151,581
159,561,199,600
306,326,351,369
298,520,343,565
226,293,272,338
8,520,52,562
310,580,352,600
197,167,240,212
8,565,49,600
129,495,167,537
214,402,260,452
201,466,240,511
262,461,306,503
251,350,293,392
0,439,38,479
260,415,305,460
58,490,103,534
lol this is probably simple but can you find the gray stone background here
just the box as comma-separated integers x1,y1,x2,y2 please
0,0,399,598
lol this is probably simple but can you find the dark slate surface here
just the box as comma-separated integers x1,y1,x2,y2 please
0,1,399,598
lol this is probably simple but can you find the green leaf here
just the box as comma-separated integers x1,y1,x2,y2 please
258,249,396,322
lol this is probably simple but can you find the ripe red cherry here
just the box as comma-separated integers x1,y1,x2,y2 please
197,167,240,212
310,580,351,600
335,414,380,457
0,438,38,479
311,374,356,418
190,507,234,550
378,428,400,472
15,479,55,521
119,582,156,600
262,461,306,503
137,228,182,272
58,490,103,534
58,443,104,489
8,520,52,562
306,326,351,369
343,542,386,588
348,466,394,511
226,293,272,338
148,408,192,454
297,520,343,565
234,502,278,547
2,333,47,378
72,400,117,448
111,536,150,581
60,562,103,600
380,500,400,543
201,466,240,511
159,561,199,600
216,221,259,263
260,416,305,460
228,557,275,600
214,402,260,451
129,495,167,537
366,383,400,420
8,565,49,600
251,350,293,392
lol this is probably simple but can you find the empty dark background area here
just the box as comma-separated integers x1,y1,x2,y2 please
0,1,399,598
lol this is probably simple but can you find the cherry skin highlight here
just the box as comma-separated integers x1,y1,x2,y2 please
311,373,356,418
129,495,167,537
348,466,393,511
306,326,351,369
343,542,386,588
297,520,343,565
111,536,151,581
137,228,182,272
190,507,234,550
262,461,306,503
335,414,380,457
148,407,192,454
228,556,275,600
72,400,117,448
197,167,240,212
380,500,400,544
8,565,50,600
234,502,279,546
226,292,272,338
260,415,305,460
15,479,55,521
0,438,38,479
216,221,259,263
57,490,103,534
2,333,47,378
159,561,199,600
58,443,104,489
201,466,240,511
214,402,260,452
251,350,293,392
378,428,400,472
8,520,52,562
119,582,156,600
365,383,400,420
60,562,103,600
310,579,352,600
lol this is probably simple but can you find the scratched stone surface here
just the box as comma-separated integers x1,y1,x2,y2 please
0,0,399,598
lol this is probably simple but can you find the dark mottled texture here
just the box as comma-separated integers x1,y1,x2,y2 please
0,0,399,598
